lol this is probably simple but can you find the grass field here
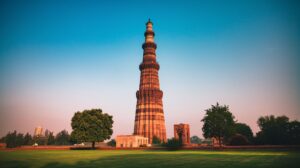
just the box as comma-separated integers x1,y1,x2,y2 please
0,150,300,168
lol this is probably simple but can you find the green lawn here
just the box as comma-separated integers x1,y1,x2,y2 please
0,150,300,168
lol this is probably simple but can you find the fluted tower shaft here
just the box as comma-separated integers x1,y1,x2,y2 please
133,19,167,143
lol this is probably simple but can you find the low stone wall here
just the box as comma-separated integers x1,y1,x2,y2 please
181,145,300,150
1,145,300,151
0,143,6,149
14,146,71,150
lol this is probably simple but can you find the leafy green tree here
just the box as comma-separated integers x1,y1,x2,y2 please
5,131,25,148
71,109,113,148
16,133,24,147
257,115,289,145
152,136,161,144
23,133,33,145
55,130,71,145
256,115,300,145
287,120,300,145
47,132,55,145
5,131,18,148
202,103,235,147
190,135,202,144
234,123,253,143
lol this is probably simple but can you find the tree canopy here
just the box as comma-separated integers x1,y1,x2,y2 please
4,131,31,148
228,134,249,146
47,132,55,145
202,103,235,146
256,115,300,145
71,109,113,148
190,135,202,144
23,133,33,146
234,123,253,143
55,130,71,145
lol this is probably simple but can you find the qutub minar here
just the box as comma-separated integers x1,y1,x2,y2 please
133,19,167,143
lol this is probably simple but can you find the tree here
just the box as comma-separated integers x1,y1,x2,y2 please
190,135,202,144
202,103,235,147
5,131,17,148
71,109,114,148
5,130,25,148
152,136,161,144
16,133,24,147
256,115,300,145
47,132,55,145
23,133,33,145
234,123,253,143
287,120,300,145
55,130,71,145
256,115,289,145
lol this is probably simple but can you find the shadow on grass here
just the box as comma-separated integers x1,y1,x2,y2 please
1,160,31,168
1,151,300,168
44,153,300,168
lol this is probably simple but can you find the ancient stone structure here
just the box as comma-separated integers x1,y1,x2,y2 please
34,126,43,137
212,137,222,147
116,135,149,148
133,19,167,144
174,123,190,145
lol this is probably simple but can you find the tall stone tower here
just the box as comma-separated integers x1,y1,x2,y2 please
134,19,167,143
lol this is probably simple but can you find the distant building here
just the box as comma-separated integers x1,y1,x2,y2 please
201,138,222,147
211,137,222,147
116,135,149,148
34,126,43,137
44,129,50,137
174,123,190,145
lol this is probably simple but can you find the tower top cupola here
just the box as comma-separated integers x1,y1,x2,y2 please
145,18,155,43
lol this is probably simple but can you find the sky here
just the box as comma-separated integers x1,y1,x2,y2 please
0,0,300,138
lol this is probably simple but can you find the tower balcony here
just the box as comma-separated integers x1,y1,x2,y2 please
139,62,160,70
142,42,157,49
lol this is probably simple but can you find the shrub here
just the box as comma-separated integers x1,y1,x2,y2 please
152,136,161,144
107,139,116,147
163,138,182,150
228,134,249,146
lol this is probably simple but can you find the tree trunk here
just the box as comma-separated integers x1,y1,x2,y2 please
92,141,95,149
218,136,222,148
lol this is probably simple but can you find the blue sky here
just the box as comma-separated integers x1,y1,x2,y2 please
0,0,299,138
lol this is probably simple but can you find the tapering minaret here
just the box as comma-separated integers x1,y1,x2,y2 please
134,19,167,143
